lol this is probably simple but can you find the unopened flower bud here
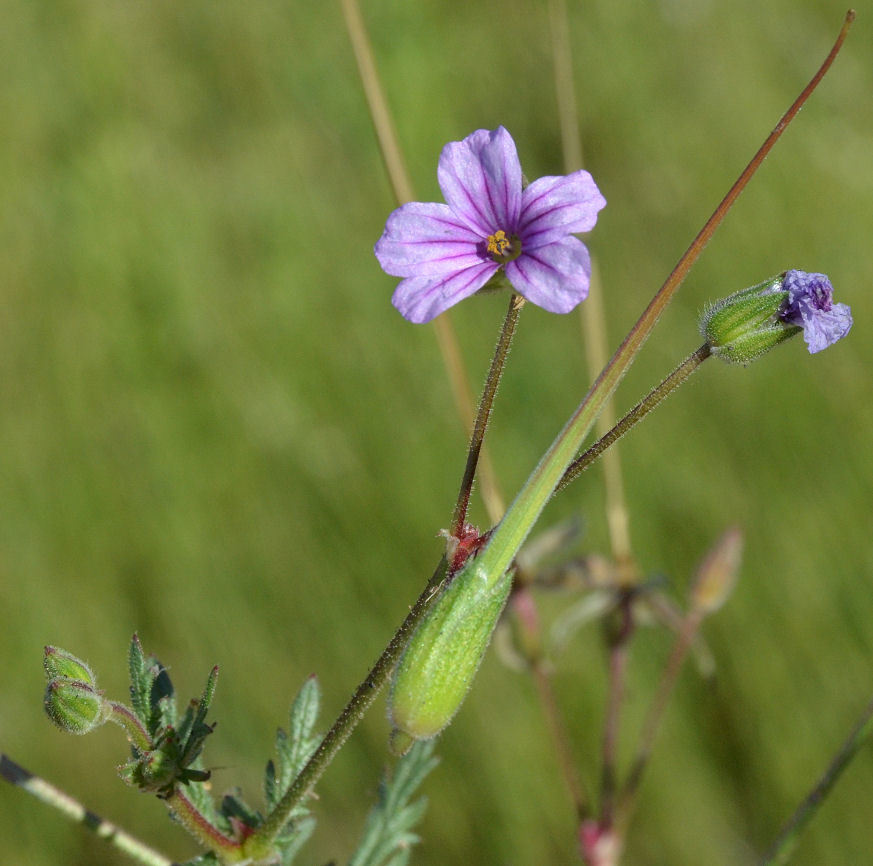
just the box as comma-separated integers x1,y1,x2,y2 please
700,277,792,364
44,678,109,735
690,527,743,615
388,562,513,753
43,646,96,687
700,270,851,364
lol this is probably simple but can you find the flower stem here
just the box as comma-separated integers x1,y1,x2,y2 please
758,692,873,866
107,701,154,752
340,0,505,525
0,753,175,866
555,343,712,496
246,555,450,857
450,293,524,538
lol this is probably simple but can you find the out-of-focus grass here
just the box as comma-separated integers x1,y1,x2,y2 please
1,2,871,864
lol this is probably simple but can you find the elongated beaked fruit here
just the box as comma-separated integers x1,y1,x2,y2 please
388,560,513,755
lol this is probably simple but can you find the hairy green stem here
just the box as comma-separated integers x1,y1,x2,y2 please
0,753,175,866
165,786,241,859
555,343,712,496
107,701,153,752
450,293,524,538
247,556,449,857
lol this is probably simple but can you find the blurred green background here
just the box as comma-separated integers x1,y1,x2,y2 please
1,1,871,864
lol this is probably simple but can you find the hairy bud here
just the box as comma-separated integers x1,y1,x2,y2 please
44,678,109,735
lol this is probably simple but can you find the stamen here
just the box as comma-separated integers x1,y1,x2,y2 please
486,230,511,257
486,230,522,263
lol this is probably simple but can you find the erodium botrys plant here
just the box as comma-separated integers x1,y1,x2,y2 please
1,8,866,866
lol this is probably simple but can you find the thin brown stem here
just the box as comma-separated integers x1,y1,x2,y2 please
450,294,524,537
533,662,589,818
339,0,412,205
548,0,584,173
585,7,854,421
617,610,704,825
549,0,633,566
512,585,590,817
432,316,507,523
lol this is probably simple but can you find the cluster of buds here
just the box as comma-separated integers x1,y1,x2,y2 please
43,646,110,735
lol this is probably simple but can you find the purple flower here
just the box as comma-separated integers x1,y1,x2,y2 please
779,270,853,353
374,127,606,323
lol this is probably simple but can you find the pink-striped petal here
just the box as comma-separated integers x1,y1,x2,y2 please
504,238,591,313
437,127,522,236
391,262,499,323
518,171,606,251
375,202,484,277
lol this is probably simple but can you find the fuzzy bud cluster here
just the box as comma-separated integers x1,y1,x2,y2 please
43,646,109,735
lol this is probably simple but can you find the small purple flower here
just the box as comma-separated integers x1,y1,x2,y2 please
779,270,852,353
374,127,606,323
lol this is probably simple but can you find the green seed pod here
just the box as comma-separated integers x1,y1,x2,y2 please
43,646,96,686
44,678,109,735
388,560,513,753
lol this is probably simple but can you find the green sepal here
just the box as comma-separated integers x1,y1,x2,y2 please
43,646,96,686
388,562,513,746
709,324,799,365
699,276,801,364
44,678,108,735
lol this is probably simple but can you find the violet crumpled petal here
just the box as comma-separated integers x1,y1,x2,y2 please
391,261,499,324
437,127,522,236
374,202,484,278
518,171,607,251
796,302,853,353
504,236,592,314
781,269,853,353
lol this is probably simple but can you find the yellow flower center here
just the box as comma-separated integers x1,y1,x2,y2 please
486,230,521,264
